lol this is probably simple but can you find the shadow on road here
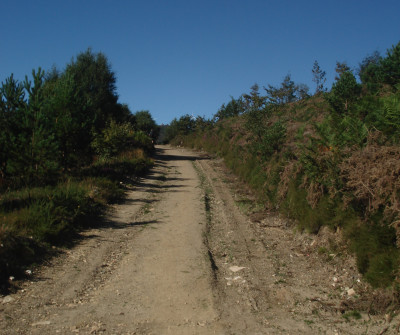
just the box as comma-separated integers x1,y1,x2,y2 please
153,146,210,163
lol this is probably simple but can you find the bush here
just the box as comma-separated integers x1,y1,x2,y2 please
346,222,399,288
91,121,154,159
0,181,97,244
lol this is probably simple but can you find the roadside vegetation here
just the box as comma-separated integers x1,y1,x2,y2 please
0,49,159,291
164,41,400,291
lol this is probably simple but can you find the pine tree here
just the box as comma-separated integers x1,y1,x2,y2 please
381,41,400,87
0,75,26,185
334,61,351,81
20,68,59,186
312,60,327,94
327,71,361,114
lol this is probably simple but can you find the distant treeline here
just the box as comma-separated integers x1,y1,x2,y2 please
165,41,400,289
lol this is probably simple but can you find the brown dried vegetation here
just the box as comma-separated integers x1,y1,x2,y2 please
340,143,400,241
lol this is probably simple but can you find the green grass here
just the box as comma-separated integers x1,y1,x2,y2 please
0,151,154,292
342,310,362,321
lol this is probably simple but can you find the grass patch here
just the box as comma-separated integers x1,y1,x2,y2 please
0,151,154,293
342,310,362,321
304,319,314,326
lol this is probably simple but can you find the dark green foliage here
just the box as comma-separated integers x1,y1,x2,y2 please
358,50,382,88
64,49,119,131
0,75,26,184
380,42,400,87
243,83,267,110
43,71,91,167
300,141,341,192
164,114,198,142
363,88,400,143
214,96,246,121
1,69,60,188
255,121,286,159
0,49,156,291
133,110,160,141
0,48,153,188
327,71,361,115
52,49,120,165
358,41,400,91
1,182,96,243
346,222,399,288
91,121,153,159
245,102,286,160
283,178,359,233
265,74,303,104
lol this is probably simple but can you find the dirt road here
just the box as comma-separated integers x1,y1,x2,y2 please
0,146,393,334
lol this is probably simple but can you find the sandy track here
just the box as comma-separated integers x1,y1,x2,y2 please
0,146,221,334
0,145,394,334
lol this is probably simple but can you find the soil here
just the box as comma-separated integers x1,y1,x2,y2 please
0,145,398,334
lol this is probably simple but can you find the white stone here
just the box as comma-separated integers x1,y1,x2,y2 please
3,296,14,303
347,288,356,296
32,321,51,326
229,266,245,273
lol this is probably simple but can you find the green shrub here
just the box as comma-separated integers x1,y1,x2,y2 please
0,181,95,243
91,121,153,159
346,222,399,288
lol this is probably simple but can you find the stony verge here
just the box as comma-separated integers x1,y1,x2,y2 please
195,155,399,335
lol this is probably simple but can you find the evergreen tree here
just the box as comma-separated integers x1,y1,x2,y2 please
7,69,59,186
312,60,327,94
214,96,245,121
43,49,123,166
265,74,308,104
334,61,351,81
327,71,361,114
0,75,26,184
358,50,382,86
380,41,400,87
243,84,267,111
297,83,310,100
265,74,298,104
134,110,159,140
43,71,92,167
64,48,119,133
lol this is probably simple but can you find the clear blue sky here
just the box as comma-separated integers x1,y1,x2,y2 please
1,0,399,124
